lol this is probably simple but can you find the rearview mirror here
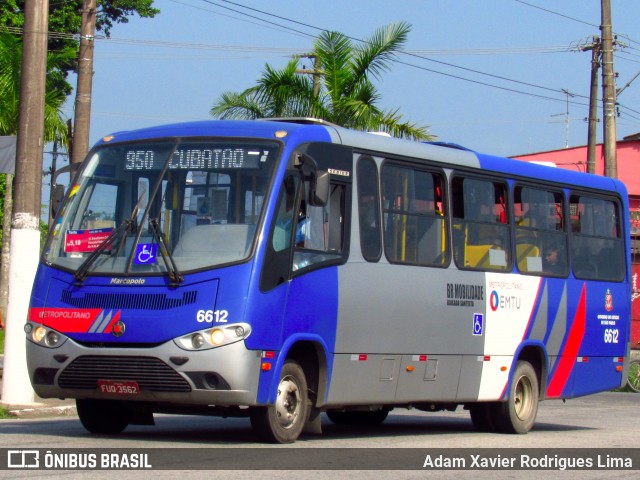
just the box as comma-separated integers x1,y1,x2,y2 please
294,153,329,207
311,170,329,207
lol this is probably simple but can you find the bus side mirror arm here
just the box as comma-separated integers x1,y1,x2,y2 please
294,153,329,207
50,162,81,218
50,184,65,218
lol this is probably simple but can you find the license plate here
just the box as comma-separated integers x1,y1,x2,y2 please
97,380,140,395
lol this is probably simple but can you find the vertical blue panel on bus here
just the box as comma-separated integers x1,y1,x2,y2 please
571,280,628,396
543,279,627,398
247,265,338,404
282,266,339,342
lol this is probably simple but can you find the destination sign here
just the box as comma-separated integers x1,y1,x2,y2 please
124,147,270,171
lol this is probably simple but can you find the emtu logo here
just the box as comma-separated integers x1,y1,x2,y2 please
490,290,500,311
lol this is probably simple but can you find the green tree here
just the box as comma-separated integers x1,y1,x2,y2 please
211,22,432,140
0,1,159,37
0,33,70,141
1,1,160,95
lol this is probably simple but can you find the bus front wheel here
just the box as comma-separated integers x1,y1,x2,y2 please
76,399,129,434
493,360,539,434
250,360,309,443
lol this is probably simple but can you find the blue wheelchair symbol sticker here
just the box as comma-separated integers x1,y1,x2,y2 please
134,243,158,265
473,313,484,336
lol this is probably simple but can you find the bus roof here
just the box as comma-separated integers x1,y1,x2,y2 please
95,119,628,198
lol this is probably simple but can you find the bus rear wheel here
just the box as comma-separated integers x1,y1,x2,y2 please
326,409,390,426
493,360,539,434
76,399,129,434
250,360,309,443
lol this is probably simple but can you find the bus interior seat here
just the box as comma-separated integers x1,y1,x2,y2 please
516,243,541,273
464,244,496,268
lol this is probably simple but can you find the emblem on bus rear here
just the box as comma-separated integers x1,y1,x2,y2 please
111,321,126,337
605,289,613,312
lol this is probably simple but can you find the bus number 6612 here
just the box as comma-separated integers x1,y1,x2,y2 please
604,328,619,343
196,309,229,323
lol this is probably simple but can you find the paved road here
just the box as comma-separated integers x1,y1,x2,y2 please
1,392,639,479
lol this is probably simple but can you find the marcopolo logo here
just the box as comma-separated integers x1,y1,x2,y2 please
489,290,521,312
110,278,145,285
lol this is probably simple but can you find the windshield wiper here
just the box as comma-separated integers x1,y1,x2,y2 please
149,218,184,286
73,218,136,284
74,188,147,284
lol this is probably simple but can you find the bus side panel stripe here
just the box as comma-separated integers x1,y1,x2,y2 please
546,284,587,397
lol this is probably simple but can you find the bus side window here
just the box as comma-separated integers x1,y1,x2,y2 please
514,185,567,276
570,194,624,281
451,176,510,271
260,175,298,291
292,182,346,271
357,157,382,262
381,163,447,267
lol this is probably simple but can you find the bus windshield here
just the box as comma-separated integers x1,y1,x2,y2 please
45,139,280,277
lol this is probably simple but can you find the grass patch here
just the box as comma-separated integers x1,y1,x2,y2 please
0,327,4,355
0,406,13,419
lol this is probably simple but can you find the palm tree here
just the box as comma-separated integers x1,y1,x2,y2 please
211,23,432,141
0,32,69,141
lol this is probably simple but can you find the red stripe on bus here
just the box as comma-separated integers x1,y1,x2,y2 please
546,284,586,398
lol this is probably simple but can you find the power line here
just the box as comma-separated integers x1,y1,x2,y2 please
192,0,587,104
0,25,579,58
512,0,599,28
512,0,640,47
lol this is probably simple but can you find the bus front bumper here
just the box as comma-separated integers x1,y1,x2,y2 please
26,336,262,407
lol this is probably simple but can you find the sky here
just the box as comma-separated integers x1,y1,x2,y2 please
60,0,640,162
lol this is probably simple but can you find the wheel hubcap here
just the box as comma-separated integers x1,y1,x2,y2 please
514,374,534,421
274,375,301,429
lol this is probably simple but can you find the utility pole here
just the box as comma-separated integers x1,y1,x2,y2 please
295,53,321,97
1,0,50,406
584,36,601,174
601,0,617,178
71,0,97,164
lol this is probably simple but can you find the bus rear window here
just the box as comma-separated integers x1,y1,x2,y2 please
570,194,624,281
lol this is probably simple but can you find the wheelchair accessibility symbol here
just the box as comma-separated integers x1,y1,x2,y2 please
472,313,484,336
134,243,158,265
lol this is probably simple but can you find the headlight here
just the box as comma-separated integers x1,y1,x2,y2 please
25,322,68,348
174,323,251,351
191,333,205,349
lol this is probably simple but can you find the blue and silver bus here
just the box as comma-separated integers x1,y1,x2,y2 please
26,119,631,442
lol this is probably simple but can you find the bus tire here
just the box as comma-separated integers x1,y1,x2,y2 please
326,409,389,426
76,399,129,434
469,403,498,432
493,360,539,434
250,360,309,443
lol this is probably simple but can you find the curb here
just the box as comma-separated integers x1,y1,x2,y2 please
5,404,77,419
